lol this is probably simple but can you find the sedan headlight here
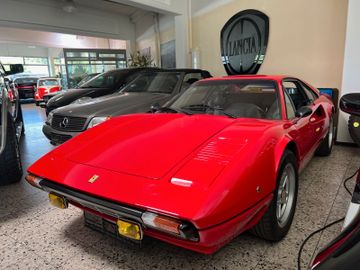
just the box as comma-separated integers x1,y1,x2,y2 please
87,116,110,129
47,111,54,125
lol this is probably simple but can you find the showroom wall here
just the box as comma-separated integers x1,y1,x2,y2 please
191,0,348,90
135,13,175,66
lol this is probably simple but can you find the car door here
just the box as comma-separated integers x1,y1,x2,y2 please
283,79,323,165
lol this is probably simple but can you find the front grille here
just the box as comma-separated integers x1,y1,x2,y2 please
50,133,72,144
51,115,87,131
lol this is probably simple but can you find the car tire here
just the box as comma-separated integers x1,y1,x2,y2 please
0,113,23,185
16,103,25,136
35,101,39,106
316,117,335,156
348,115,360,146
252,150,298,241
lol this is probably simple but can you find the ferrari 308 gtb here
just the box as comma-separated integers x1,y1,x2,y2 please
26,75,335,254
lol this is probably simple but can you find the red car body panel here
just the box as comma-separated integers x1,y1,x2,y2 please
27,75,334,253
35,86,61,101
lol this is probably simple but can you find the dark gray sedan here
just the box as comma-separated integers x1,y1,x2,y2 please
43,69,211,145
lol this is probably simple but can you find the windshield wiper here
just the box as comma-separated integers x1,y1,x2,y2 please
180,104,237,118
151,106,191,115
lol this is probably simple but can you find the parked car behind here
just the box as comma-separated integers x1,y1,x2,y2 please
45,68,160,115
13,76,39,99
311,93,360,270
43,69,211,145
35,77,62,106
0,62,24,185
40,73,100,109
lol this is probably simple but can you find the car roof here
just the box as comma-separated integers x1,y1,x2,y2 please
201,74,294,82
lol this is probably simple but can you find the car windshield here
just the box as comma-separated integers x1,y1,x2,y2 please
15,78,38,84
170,80,281,119
80,70,128,89
38,79,58,86
121,72,180,94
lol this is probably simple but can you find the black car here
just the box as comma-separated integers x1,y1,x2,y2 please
311,93,360,270
43,69,212,145
45,68,160,115
40,73,99,108
13,76,39,99
0,62,24,185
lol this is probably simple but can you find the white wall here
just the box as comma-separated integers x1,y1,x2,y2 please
338,0,360,143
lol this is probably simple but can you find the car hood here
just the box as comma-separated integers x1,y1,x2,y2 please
56,114,235,179
53,92,173,118
47,87,110,107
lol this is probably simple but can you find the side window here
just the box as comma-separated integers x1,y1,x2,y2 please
180,73,202,92
284,91,296,119
283,81,309,111
301,82,318,103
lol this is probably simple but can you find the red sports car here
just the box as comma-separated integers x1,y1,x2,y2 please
26,75,335,254
34,77,61,106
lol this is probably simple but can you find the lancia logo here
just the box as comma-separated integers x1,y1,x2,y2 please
88,175,99,183
221,9,269,75
59,117,69,128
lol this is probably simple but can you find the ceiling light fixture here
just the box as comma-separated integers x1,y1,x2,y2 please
62,0,77,13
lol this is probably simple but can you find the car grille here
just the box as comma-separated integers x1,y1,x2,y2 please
51,115,87,132
50,133,72,144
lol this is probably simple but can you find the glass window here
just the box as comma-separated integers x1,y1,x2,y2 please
122,72,181,94
181,73,203,92
301,82,318,103
38,79,59,86
80,70,128,89
66,52,89,58
171,80,281,120
283,81,309,110
0,57,24,65
24,57,48,65
23,65,49,75
284,91,296,119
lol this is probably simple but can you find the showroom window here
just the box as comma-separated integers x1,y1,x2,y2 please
63,49,127,88
0,56,50,75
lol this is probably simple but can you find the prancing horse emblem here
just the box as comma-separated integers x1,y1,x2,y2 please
88,175,99,183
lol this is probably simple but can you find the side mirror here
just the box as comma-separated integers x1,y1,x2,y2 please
6,64,24,75
340,93,360,116
295,106,312,118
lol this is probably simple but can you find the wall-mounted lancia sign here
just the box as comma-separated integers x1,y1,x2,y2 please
221,9,269,75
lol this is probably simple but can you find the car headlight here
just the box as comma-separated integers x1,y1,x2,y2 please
47,111,54,125
87,116,110,129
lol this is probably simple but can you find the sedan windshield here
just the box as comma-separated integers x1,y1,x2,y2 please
38,79,58,86
80,70,128,89
121,72,180,94
171,80,281,120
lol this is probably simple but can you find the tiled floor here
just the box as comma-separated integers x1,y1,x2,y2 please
1,103,359,270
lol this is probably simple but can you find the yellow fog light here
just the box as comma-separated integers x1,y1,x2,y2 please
48,193,68,209
354,122,359,128
117,219,142,240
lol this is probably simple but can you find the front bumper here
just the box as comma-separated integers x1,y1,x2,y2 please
26,176,272,254
42,123,81,145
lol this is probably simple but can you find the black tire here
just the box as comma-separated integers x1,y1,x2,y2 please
316,117,335,156
252,150,298,241
35,101,39,106
349,115,360,146
0,113,23,185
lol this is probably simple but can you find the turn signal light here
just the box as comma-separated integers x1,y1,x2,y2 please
25,174,42,189
48,193,68,209
117,219,142,240
141,212,199,241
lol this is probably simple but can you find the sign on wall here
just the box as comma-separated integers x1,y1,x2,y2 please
220,9,269,75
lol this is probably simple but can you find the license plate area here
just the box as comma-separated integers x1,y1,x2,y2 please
84,211,143,243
